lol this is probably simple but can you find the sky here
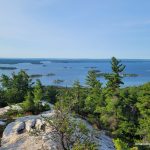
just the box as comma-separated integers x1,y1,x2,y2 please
0,0,150,59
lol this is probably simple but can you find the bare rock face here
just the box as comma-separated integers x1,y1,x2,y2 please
0,111,115,150
0,111,63,150
98,131,116,150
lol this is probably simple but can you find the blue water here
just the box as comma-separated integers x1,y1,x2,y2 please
0,59,150,87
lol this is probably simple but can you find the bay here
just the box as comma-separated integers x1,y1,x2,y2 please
0,58,150,87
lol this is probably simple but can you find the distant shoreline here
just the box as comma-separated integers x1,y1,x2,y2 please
0,58,150,65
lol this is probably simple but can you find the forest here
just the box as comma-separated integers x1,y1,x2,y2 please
0,57,150,150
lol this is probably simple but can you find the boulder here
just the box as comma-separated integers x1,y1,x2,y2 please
15,121,25,134
35,118,45,130
25,119,36,132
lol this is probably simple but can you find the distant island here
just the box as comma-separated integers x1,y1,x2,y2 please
30,73,56,78
0,67,17,70
90,69,139,78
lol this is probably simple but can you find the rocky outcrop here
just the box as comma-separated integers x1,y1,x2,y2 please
99,131,115,150
0,111,60,150
0,110,115,150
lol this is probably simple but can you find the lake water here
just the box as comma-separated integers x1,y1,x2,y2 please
0,59,150,87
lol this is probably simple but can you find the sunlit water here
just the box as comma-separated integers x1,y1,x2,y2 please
0,59,150,87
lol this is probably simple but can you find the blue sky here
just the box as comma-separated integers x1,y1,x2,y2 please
0,0,150,58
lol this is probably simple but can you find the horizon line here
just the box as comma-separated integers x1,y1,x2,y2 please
0,57,150,60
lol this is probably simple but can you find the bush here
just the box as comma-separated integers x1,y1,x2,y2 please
113,138,130,150
72,141,97,150
43,100,97,150
4,108,24,118
21,92,34,113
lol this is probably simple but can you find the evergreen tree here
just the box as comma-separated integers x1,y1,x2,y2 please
116,88,139,145
136,83,150,143
33,80,43,112
85,70,103,114
43,100,97,150
0,89,6,107
33,80,43,104
86,70,99,88
72,80,85,114
84,70,103,127
21,91,34,112
44,86,58,104
0,70,32,104
106,57,125,94
98,57,125,131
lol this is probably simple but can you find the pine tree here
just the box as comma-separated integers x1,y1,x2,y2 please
22,91,34,112
136,83,150,142
0,70,32,104
99,57,125,131
86,70,99,88
85,70,103,113
43,100,97,150
106,57,125,94
33,80,43,110
72,80,85,114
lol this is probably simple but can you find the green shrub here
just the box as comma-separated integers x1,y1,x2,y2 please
72,141,97,150
113,138,130,150
21,92,34,113
5,109,24,118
